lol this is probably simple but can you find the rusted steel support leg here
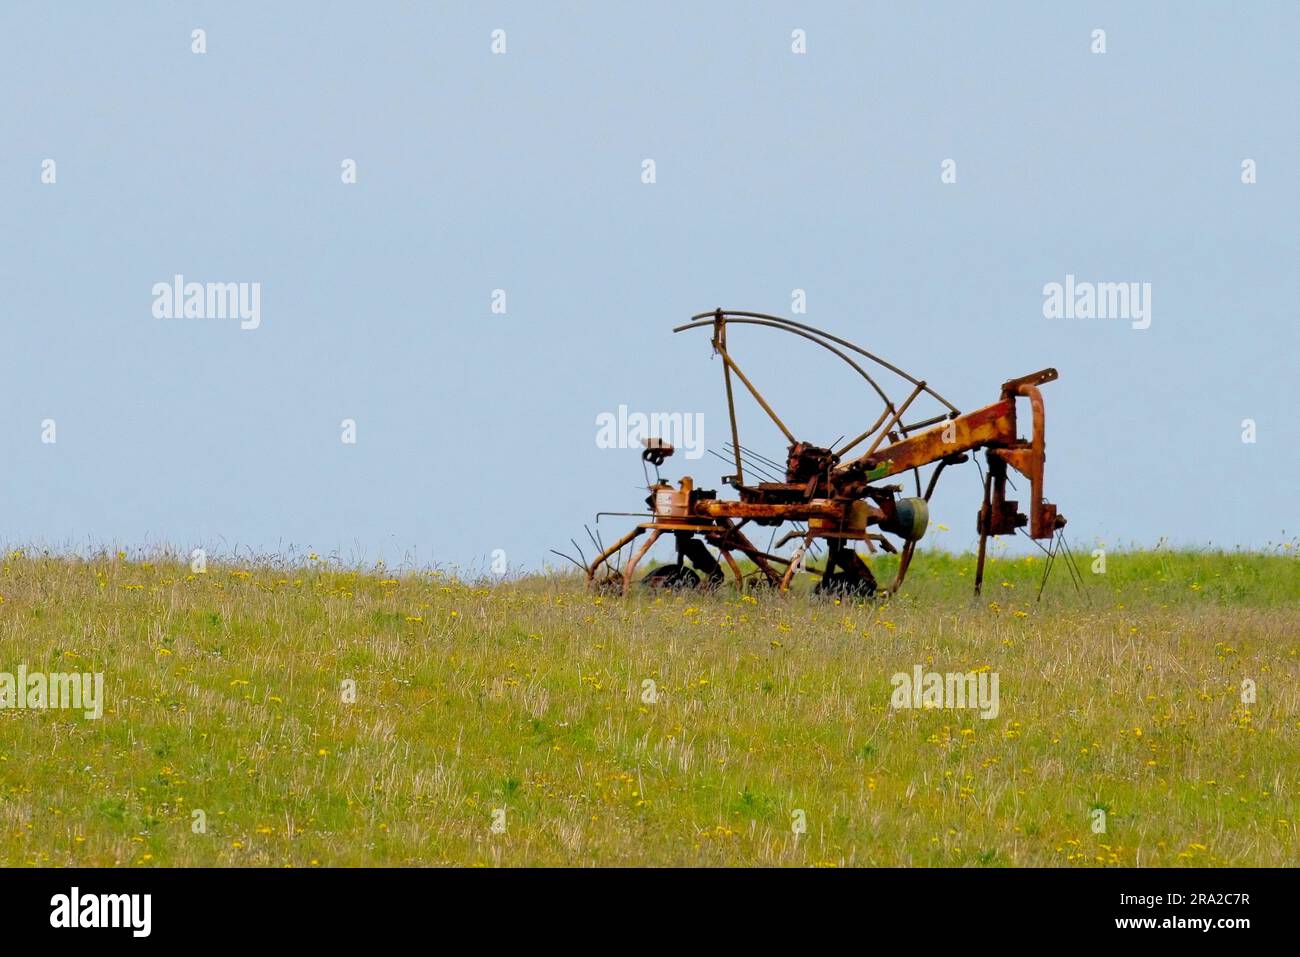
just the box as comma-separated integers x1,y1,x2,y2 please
879,539,915,597
974,469,993,596
621,529,663,596
586,527,644,586
780,532,815,593
719,550,743,591
715,518,783,587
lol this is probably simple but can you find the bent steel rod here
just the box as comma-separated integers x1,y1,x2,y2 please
678,311,960,414
677,316,897,415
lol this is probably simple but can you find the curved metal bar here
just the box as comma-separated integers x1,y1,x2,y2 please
621,529,663,595
678,310,960,414
923,459,949,502
718,549,744,591
674,316,897,420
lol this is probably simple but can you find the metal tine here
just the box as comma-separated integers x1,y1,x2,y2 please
733,443,782,470
584,524,602,561
590,524,623,576
730,445,788,483
549,549,586,572
741,458,783,484
719,443,769,474
1036,536,1059,602
571,538,588,571
710,448,781,484
730,442,786,473
1057,530,1086,593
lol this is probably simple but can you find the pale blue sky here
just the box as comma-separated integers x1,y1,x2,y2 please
2,2,1296,572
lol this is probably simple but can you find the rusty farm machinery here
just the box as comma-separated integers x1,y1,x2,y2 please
564,309,1070,599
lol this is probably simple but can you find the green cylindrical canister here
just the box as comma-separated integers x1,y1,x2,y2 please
889,497,930,541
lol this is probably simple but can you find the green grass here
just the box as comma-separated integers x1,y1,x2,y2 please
0,545,1296,866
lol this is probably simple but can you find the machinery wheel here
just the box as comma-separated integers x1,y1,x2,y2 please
642,564,701,590
591,574,625,595
814,570,877,598
813,542,879,598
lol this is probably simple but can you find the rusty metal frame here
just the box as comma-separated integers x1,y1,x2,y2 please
580,310,1065,599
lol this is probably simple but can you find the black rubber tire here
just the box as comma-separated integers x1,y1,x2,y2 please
642,564,701,590
814,571,877,598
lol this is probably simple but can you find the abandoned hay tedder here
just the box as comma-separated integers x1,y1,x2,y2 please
570,309,1068,599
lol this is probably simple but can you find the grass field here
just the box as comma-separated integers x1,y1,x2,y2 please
1,545,1297,867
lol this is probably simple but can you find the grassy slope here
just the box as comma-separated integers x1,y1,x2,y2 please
0,547,1296,867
